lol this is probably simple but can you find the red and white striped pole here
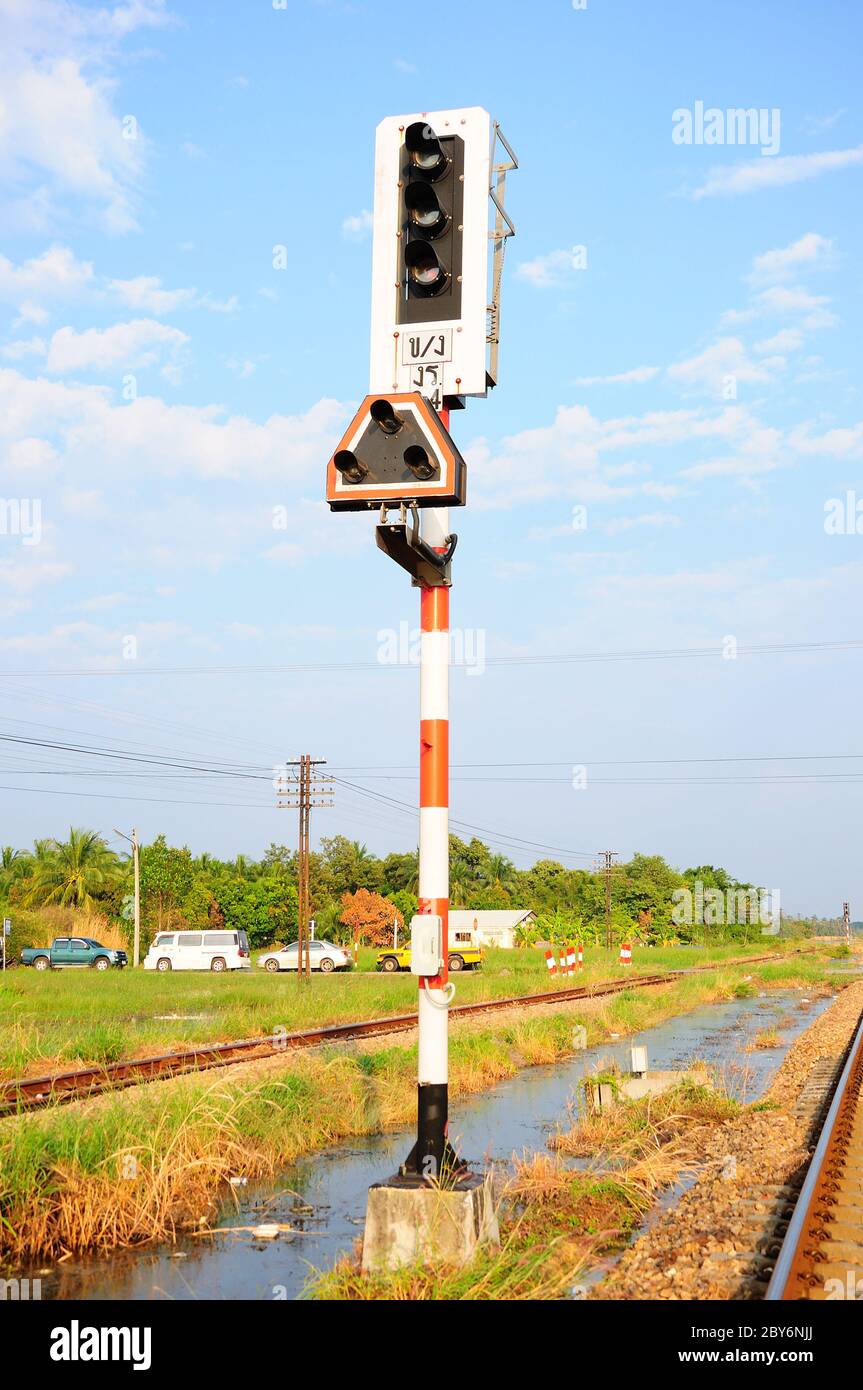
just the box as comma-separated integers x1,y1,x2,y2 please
414,456,451,1180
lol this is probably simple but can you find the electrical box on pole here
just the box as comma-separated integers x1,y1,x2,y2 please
410,913,443,977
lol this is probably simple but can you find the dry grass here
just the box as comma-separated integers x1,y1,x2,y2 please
310,1084,743,1302
747,1029,785,1051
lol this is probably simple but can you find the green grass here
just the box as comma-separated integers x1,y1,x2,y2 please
0,940,833,1078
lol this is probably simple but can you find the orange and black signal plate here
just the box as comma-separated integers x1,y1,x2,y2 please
326,392,467,511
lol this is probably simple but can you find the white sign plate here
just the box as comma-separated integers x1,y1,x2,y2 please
401,329,453,366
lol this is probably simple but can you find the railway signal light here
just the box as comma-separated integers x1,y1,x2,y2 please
400,120,463,320
326,392,466,511
370,107,517,404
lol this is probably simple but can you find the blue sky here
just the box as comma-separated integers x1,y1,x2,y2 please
0,0,861,913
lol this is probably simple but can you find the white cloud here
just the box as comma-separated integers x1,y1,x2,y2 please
754,328,804,355
341,210,373,239
680,425,783,481
692,145,863,199
1,436,61,473
0,366,349,482
45,319,190,373
789,422,863,460
667,337,781,394
755,285,838,328
467,401,754,509
0,245,96,302
107,276,193,314
515,247,585,289
576,366,659,386
263,542,304,565
74,591,127,611
748,232,833,284
225,356,257,379
602,511,682,535
108,273,236,315
801,110,846,136
1,336,47,360
0,555,72,595
0,59,144,232
0,1,174,231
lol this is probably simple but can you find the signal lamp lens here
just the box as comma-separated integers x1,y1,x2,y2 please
405,241,447,296
404,182,448,239
370,398,404,435
405,122,447,180
334,450,367,484
404,445,436,481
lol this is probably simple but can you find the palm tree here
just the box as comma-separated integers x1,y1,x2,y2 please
449,855,475,907
483,853,516,893
24,828,121,910
0,846,31,899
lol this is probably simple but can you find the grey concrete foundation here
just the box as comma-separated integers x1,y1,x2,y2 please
361,1172,500,1273
589,1068,710,1112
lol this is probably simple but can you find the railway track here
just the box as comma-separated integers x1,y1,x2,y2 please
0,951,803,1118
766,1005,863,1300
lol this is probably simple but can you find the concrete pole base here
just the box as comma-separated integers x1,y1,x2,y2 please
361,1171,500,1274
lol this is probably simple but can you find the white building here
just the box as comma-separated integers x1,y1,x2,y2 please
448,909,536,951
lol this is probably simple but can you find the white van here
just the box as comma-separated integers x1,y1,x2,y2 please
143,929,252,973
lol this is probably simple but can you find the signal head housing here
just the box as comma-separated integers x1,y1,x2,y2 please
326,393,467,511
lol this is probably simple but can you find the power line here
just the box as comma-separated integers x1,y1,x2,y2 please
331,776,598,860
331,752,863,770
0,635,860,679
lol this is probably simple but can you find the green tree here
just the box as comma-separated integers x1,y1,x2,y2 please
211,875,298,947
23,828,121,910
320,836,384,896
483,852,517,894
381,850,419,894
139,835,194,935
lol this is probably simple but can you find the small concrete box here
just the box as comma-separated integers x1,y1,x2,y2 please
362,1172,499,1273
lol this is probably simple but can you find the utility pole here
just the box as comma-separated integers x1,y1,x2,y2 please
114,827,140,967
843,900,851,947
597,850,618,951
277,757,333,982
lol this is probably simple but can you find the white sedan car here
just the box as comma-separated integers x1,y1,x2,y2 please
257,940,351,974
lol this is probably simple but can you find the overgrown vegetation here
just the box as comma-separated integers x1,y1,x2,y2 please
310,1079,750,1301
0,942,829,1078
2,831,847,963
0,953,838,1261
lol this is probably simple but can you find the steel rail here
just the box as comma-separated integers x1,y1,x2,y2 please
765,1006,863,1300
0,950,801,1117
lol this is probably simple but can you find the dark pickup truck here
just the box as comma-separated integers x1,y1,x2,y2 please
20,937,128,972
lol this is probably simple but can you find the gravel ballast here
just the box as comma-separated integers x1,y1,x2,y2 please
596,978,863,1301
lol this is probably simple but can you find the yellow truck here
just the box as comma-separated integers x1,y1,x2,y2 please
375,937,483,974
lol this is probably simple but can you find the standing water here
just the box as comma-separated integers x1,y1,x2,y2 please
35,990,829,1300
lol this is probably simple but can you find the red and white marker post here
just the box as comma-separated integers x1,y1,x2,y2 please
414,483,452,1179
